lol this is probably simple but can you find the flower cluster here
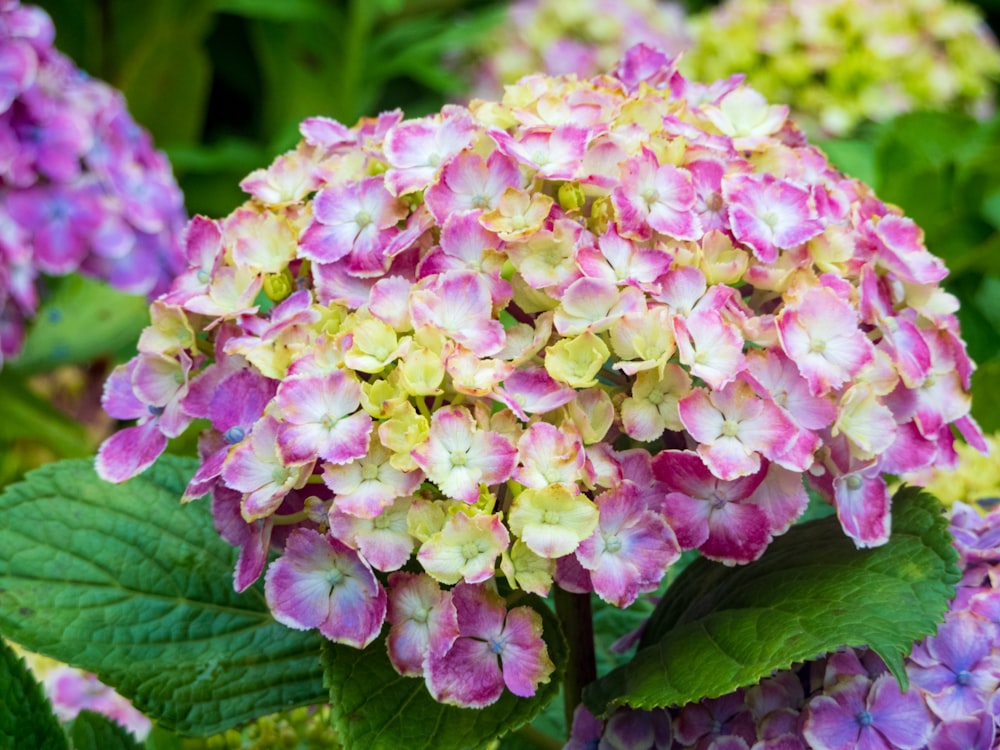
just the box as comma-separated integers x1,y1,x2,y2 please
681,0,1000,136
466,0,689,101
570,502,1000,749
0,0,187,368
98,44,983,708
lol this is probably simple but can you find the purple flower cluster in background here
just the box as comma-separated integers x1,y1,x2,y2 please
0,0,187,368
570,503,1000,749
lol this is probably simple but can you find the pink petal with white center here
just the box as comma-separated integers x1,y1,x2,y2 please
427,583,552,707
95,421,167,484
513,421,586,489
576,484,679,606
329,494,416,570
777,286,873,396
426,583,507,706
680,382,798,480
489,125,589,180
297,219,356,265
744,349,837,431
833,472,891,548
264,529,386,647
222,417,314,521
871,215,947,284
673,310,746,390
412,406,516,503
613,149,702,241
275,372,372,465
386,572,458,675
554,278,645,335
493,367,576,420
423,150,521,223
724,173,824,263
410,270,506,357
383,108,476,196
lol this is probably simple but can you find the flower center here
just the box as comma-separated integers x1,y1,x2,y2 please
647,389,664,405
224,426,246,444
361,463,380,481
326,568,343,590
412,606,429,624
721,419,739,437
856,710,873,727
955,669,972,686
543,510,561,524
354,210,372,228
706,192,724,212
461,541,481,560
845,475,863,491
450,450,468,467
604,536,622,553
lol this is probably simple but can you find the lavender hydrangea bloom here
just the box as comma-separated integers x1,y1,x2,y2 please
579,503,1000,749
0,0,186,368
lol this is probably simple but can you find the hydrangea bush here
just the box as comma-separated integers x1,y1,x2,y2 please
569,499,1000,750
682,0,1000,136
88,40,986,722
0,0,187,369
466,0,689,101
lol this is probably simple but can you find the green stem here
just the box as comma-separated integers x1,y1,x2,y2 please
554,586,597,737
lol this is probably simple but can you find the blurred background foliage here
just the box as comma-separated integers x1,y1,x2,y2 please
12,0,1000,452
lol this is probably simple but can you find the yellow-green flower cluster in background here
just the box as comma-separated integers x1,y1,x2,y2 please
681,0,1000,136
466,0,689,100
909,432,1000,514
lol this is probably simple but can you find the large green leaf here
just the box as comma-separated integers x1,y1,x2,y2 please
0,456,327,735
0,638,69,750
583,487,959,716
68,712,144,750
323,594,567,750
12,276,150,373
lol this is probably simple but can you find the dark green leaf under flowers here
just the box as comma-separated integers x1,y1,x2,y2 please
583,486,960,716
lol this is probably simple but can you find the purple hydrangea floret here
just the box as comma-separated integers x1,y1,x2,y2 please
0,0,187,368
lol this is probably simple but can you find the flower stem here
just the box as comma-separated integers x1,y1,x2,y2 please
553,586,597,736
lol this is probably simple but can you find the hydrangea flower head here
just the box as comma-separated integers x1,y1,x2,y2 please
99,43,983,708
0,1,187,368
681,0,1000,136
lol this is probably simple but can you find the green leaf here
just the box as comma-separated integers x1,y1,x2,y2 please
11,275,150,373
0,638,69,750
0,371,91,459
108,0,214,147
583,487,959,716
68,711,143,750
983,188,1000,229
211,0,334,21
971,360,1000,432
323,594,567,750
814,138,877,186
0,456,327,735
